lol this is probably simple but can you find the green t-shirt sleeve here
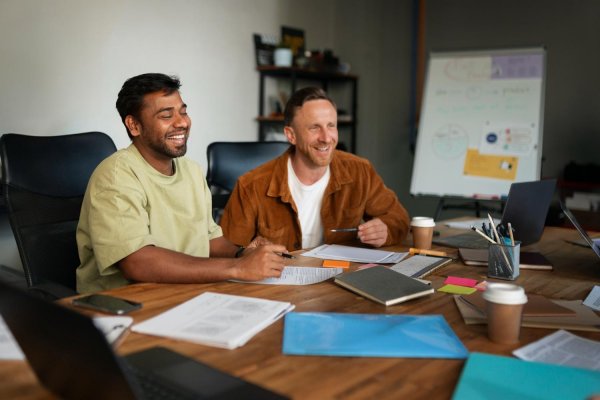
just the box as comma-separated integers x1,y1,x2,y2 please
87,167,157,276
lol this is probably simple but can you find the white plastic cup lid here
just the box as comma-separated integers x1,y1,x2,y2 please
483,283,528,305
410,217,435,228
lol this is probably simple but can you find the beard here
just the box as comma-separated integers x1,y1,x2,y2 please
146,132,188,158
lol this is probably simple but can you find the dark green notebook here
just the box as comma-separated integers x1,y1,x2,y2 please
334,266,434,306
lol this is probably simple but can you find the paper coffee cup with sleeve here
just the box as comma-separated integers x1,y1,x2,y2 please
410,217,435,250
483,283,528,344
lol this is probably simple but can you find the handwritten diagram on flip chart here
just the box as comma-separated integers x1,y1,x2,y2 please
410,48,546,199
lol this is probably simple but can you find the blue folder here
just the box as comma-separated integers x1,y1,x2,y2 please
452,352,600,400
282,312,468,359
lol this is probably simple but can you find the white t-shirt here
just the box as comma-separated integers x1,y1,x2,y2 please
287,158,330,248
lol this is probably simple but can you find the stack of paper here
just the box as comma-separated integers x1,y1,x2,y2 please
132,292,294,349
513,330,600,370
302,244,407,263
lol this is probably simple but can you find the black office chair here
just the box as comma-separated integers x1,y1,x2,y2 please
0,132,117,299
206,141,290,221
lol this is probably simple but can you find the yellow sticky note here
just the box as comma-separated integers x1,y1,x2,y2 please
323,260,350,268
438,284,477,295
463,148,518,180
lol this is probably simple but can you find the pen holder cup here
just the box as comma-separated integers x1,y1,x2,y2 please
487,241,520,281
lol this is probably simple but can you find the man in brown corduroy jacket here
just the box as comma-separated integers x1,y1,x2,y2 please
221,87,410,252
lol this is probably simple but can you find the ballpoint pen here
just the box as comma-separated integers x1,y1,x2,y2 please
277,252,295,259
330,228,358,233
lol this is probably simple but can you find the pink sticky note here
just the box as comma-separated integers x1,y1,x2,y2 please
444,276,478,288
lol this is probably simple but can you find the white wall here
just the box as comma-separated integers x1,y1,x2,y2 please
0,0,339,168
0,0,416,270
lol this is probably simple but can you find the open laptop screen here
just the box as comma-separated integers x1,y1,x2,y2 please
560,200,600,260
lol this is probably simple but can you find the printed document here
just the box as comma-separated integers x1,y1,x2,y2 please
302,244,407,263
583,285,600,311
513,329,600,371
234,266,343,285
132,292,294,349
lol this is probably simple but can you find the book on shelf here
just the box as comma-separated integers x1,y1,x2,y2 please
334,265,434,306
459,248,553,270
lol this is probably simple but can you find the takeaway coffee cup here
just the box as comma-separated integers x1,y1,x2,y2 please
410,217,435,250
483,283,528,344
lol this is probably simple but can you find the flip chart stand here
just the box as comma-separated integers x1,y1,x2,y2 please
434,196,504,221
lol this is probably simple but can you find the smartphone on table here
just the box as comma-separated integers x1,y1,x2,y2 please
72,294,142,315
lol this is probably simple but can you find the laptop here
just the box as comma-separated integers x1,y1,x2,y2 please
434,179,557,249
0,280,287,400
560,200,600,261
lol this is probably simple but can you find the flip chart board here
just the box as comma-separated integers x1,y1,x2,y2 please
410,48,546,199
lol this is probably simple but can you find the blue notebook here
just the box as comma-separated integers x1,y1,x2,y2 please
452,352,600,400
282,312,468,359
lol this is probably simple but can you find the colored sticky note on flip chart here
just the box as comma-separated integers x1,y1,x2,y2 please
323,260,350,268
444,276,478,288
438,284,477,295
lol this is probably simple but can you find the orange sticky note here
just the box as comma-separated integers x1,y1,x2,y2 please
323,260,350,268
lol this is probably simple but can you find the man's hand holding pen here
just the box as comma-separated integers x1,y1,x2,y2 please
331,218,389,248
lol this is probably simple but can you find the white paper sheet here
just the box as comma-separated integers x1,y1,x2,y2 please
93,316,133,345
132,292,294,349
234,266,343,285
583,286,600,311
302,244,407,264
513,329,600,371
0,315,24,360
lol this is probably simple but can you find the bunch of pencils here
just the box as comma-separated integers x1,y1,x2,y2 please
471,214,516,277
471,214,515,246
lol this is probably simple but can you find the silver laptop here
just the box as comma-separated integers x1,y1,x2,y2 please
434,179,557,248
0,280,287,400
560,200,600,261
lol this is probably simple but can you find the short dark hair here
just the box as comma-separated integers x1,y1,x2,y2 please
283,87,336,126
116,73,182,139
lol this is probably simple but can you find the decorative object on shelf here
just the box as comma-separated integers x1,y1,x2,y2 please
274,46,293,67
253,33,277,66
281,26,305,60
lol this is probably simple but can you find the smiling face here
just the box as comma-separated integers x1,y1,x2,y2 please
125,90,191,174
284,99,338,171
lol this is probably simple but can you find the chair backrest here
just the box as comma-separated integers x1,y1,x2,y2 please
206,141,290,192
206,141,290,215
0,132,117,296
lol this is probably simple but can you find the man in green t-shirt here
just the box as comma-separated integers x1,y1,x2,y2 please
76,73,288,293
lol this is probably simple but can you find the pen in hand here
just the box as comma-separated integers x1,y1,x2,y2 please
330,227,358,233
276,252,295,259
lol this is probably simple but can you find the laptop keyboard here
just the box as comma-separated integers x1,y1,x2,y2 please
128,364,196,400
433,232,489,249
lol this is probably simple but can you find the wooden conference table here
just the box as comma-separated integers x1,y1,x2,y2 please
2,225,600,399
